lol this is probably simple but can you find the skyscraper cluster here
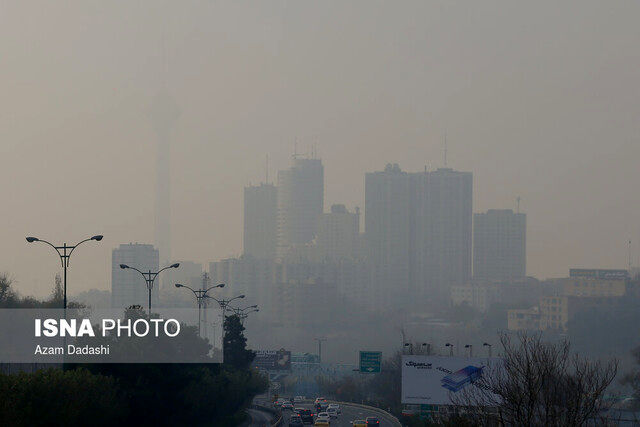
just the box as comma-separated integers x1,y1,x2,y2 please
110,154,526,319
237,157,526,319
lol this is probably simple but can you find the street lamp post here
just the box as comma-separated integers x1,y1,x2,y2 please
445,343,454,356
26,235,103,315
229,306,259,325
483,342,492,358
403,342,414,355
174,282,225,336
421,342,431,355
206,294,246,355
465,344,473,357
207,294,246,319
120,263,179,313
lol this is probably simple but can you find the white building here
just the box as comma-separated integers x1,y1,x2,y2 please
111,243,159,310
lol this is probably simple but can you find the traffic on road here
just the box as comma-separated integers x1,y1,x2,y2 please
267,397,395,427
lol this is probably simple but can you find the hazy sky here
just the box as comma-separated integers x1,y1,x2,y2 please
1,1,639,297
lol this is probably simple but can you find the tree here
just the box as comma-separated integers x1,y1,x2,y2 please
621,346,640,411
451,332,618,426
223,314,256,370
0,273,16,307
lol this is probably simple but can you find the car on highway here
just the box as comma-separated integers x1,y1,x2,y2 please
327,403,341,415
314,397,328,405
282,402,294,411
351,421,367,427
315,412,331,426
326,407,338,418
365,417,380,426
294,395,305,403
297,408,315,425
274,398,287,408
289,414,304,426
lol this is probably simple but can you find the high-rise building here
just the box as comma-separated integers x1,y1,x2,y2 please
414,168,473,300
365,164,412,309
243,183,278,259
111,243,159,309
473,209,526,281
316,204,360,261
364,165,472,309
276,157,324,259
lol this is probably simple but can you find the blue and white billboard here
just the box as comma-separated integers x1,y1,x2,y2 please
401,355,501,405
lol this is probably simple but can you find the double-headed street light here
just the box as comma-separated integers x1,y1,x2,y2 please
175,282,225,336
207,294,246,318
445,343,454,356
465,344,473,357
120,262,179,313
229,305,259,325
26,235,103,315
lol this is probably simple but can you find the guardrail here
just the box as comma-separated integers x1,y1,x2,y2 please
331,400,402,427
250,404,283,426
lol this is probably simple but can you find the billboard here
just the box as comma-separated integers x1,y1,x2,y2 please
253,348,291,371
401,355,501,405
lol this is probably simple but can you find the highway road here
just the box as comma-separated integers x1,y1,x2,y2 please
246,407,275,426
280,402,399,427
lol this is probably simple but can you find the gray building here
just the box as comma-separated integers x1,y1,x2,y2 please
276,157,324,259
316,204,360,261
364,165,473,310
243,183,278,259
414,168,473,301
111,243,159,309
365,164,412,310
473,209,526,281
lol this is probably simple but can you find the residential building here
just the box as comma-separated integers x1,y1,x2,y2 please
507,307,540,331
244,183,278,259
316,204,360,261
276,157,324,259
413,168,473,301
473,209,526,281
365,164,412,309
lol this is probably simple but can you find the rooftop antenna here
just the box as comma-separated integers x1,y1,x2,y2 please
516,196,521,214
444,134,448,167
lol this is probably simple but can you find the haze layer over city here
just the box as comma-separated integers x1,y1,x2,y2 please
2,0,639,299
3,1,640,425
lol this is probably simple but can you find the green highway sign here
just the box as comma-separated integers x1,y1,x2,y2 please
359,351,382,373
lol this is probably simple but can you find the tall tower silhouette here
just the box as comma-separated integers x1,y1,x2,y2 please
150,90,179,266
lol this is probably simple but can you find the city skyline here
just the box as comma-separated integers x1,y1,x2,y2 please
3,1,640,297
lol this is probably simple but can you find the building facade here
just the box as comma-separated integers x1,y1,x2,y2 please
414,168,473,301
473,209,526,281
111,243,159,309
276,158,324,259
244,183,278,259
316,204,360,261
